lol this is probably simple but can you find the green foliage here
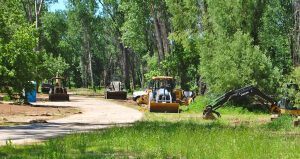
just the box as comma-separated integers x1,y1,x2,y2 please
120,0,150,54
0,0,297,95
200,31,280,93
259,0,293,73
277,67,300,106
2,95,11,101
37,53,70,80
164,0,201,90
0,0,38,97
206,0,256,35
143,54,162,82
0,25,37,95
183,96,210,113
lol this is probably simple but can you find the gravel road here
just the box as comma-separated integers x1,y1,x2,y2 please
0,96,143,145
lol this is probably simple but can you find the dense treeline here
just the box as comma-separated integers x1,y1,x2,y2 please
1,0,300,97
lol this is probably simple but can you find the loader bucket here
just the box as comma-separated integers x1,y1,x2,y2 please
49,94,69,101
105,91,127,100
149,102,179,113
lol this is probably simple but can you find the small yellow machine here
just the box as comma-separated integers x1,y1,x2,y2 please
49,75,69,101
133,76,194,113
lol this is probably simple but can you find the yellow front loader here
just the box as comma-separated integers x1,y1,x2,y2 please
133,76,194,113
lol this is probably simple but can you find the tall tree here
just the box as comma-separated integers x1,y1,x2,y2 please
68,0,98,88
259,0,293,73
293,0,300,65
0,0,38,97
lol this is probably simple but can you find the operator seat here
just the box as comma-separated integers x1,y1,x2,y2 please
156,88,172,103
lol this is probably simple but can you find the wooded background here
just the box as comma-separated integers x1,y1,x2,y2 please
1,0,300,96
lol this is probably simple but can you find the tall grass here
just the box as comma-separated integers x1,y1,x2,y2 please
0,121,299,158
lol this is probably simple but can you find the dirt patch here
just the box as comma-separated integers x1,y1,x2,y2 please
109,98,148,112
0,103,80,125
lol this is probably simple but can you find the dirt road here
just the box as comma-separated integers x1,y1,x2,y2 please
0,96,143,145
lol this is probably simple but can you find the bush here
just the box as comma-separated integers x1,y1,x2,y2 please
199,31,280,94
3,95,10,101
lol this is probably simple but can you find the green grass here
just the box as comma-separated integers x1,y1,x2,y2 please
0,95,299,158
0,120,299,159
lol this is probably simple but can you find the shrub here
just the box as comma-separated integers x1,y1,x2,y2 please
199,31,280,94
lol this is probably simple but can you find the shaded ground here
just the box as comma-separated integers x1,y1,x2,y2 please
0,96,143,145
0,103,80,125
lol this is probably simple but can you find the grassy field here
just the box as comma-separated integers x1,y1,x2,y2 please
0,96,299,158
0,117,299,158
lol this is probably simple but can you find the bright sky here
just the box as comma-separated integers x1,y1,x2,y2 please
48,0,67,12
48,0,103,15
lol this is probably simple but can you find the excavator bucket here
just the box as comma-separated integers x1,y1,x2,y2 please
202,112,217,120
149,102,179,113
105,91,127,100
202,105,220,120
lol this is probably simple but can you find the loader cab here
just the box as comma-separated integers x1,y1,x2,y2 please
148,76,176,103
148,76,176,92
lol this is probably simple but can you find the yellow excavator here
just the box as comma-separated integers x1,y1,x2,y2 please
133,76,194,113
203,85,300,119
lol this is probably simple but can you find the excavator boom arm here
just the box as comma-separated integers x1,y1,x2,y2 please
203,86,278,119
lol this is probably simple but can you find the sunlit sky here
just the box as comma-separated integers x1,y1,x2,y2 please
48,0,67,12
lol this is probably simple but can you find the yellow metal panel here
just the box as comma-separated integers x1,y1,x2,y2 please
149,102,179,113
280,109,300,116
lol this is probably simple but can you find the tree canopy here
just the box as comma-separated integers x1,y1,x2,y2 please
1,0,299,97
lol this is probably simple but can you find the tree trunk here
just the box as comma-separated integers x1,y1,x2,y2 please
153,15,165,64
82,20,94,88
129,49,136,90
88,47,94,88
119,43,130,90
22,0,33,23
293,1,300,65
34,0,43,51
159,6,170,56
140,63,145,88
251,0,265,45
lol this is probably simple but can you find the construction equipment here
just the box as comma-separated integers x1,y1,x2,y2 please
133,76,194,113
203,85,300,119
105,81,127,100
49,76,69,101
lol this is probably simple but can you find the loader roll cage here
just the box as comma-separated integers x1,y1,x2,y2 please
148,77,176,91
203,86,280,118
148,76,177,103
